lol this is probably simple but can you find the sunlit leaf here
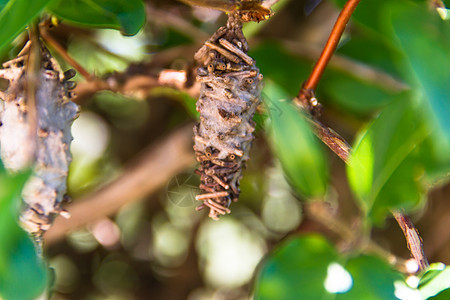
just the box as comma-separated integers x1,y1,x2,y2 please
47,0,146,35
388,2,450,156
347,96,429,224
0,162,47,300
254,234,338,299
418,263,450,299
264,82,328,199
0,0,52,56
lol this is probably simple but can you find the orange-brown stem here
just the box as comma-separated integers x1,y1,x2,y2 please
295,0,428,272
302,0,361,93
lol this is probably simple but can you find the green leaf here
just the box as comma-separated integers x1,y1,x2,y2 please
347,96,429,224
418,263,450,299
0,162,47,300
320,70,397,116
47,0,146,35
0,231,48,300
0,0,53,56
388,2,450,155
250,42,311,96
254,234,338,299
429,289,450,299
417,137,450,185
335,31,403,81
0,0,8,11
264,82,329,199
337,255,402,300
254,235,403,299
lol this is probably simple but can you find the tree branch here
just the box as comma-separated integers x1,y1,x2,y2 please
44,125,195,245
392,211,429,270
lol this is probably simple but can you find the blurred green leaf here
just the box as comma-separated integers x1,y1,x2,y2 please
250,42,311,96
388,2,450,155
429,289,450,299
0,233,48,300
254,235,403,299
320,70,397,116
254,234,338,299
0,0,52,56
0,0,8,11
93,91,150,129
264,82,328,199
67,35,130,75
335,32,403,80
347,96,429,224
418,263,450,299
0,162,47,300
337,255,402,300
47,0,146,35
417,137,450,185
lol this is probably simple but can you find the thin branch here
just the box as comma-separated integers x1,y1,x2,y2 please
392,211,429,270
40,28,93,80
299,106,352,162
301,0,361,93
291,0,429,272
26,22,40,167
72,68,200,104
44,125,195,245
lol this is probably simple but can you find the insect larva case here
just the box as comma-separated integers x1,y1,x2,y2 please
193,14,262,220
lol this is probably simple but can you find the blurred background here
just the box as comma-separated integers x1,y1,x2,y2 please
30,0,450,299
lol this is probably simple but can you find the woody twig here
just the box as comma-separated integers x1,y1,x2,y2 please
293,0,428,272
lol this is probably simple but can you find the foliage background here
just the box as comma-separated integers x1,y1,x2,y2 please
0,0,449,299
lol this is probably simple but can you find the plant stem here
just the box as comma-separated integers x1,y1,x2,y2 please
40,28,93,80
392,211,429,271
45,125,195,244
293,0,429,272
301,0,361,93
